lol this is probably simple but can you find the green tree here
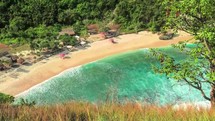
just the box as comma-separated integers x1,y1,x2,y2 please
0,92,14,104
151,0,215,107
59,34,77,46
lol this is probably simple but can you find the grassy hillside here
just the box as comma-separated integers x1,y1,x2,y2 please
0,103,214,121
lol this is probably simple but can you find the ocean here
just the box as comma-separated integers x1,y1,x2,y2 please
15,46,210,106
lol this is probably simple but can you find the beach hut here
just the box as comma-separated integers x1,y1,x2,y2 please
58,28,76,47
106,30,119,38
106,24,120,38
87,24,99,35
109,24,120,30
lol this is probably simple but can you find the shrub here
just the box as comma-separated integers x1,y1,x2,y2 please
19,98,36,107
73,22,86,35
59,35,77,46
0,93,14,104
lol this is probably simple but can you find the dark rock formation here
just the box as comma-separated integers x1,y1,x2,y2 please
159,32,174,40
10,55,19,63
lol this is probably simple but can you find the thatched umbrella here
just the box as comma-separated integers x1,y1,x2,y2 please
108,24,120,30
87,24,99,35
106,24,120,37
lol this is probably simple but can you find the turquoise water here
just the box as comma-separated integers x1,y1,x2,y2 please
15,46,210,105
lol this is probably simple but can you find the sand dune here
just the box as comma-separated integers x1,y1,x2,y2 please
0,31,193,96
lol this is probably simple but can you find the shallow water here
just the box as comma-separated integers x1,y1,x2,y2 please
15,46,210,105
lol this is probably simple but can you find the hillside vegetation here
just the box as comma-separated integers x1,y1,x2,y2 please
0,0,166,45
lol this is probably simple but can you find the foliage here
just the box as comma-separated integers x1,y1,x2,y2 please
0,92,14,104
30,39,59,51
25,24,60,40
59,34,77,46
151,0,215,107
0,0,168,47
26,25,60,50
114,0,166,32
72,21,86,35
18,98,36,107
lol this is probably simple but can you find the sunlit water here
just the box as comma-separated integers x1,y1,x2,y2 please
15,46,210,106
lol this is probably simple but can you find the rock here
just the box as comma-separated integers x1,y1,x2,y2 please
0,51,9,58
5,54,12,58
0,57,13,68
17,58,25,64
159,32,174,40
10,55,19,63
0,63,5,71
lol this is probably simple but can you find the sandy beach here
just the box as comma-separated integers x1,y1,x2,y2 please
0,31,193,96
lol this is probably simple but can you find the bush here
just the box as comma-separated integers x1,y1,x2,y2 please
73,22,86,35
30,39,59,51
18,98,36,107
59,34,77,46
0,93,14,104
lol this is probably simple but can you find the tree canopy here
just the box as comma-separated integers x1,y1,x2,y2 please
151,0,215,107
0,0,167,45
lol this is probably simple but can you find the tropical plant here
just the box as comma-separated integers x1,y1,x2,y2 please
151,0,215,108
59,34,77,46
19,98,36,107
0,92,14,104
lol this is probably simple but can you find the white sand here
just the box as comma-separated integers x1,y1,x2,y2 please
0,31,193,96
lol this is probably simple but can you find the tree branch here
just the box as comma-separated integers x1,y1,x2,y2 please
199,73,215,85
184,78,199,89
186,13,206,24
203,38,212,54
199,88,211,101
184,78,211,101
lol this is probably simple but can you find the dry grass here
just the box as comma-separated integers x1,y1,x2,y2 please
0,102,215,121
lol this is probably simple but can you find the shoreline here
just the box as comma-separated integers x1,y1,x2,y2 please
0,31,193,96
